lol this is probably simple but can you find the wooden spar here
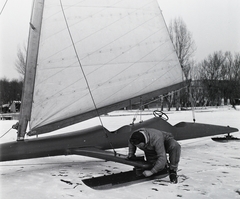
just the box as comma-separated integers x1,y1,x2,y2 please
17,0,45,140
28,81,189,136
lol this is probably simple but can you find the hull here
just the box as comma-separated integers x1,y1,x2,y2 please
0,117,238,162
172,122,239,140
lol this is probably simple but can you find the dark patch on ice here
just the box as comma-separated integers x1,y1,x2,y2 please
82,168,91,170
73,183,82,188
58,173,68,177
16,167,24,172
235,189,240,195
58,170,68,176
152,179,169,186
152,188,158,191
222,171,228,174
232,157,240,160
61,179,73,185
183,189,190,191
59,170,67,173
201,191,207,195
177,195,182,197
104,169,112,174
178,174,188,183
203,161,210,164
159,183,168,186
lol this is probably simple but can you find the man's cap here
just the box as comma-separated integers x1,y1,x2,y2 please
130,131,145,145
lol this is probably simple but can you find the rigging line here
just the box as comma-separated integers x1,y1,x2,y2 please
41,0,160,63
132,86,188,124
37,4,164,92
36,37,166,104
96,51,179,107
141,85,188,107
74,14,163,60
158,0,186,82
188,83,196,122
87,34,170,98
66,0,160,48
42,0,86,21
59,0,117,154
35,3,165,107
43,0,123,41
45,28,165,97
0,0,8,15
0,127,12,138
81,30,165,78
36,13,163,87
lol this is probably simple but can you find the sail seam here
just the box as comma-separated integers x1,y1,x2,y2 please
41,0,159,63
59,0,116,154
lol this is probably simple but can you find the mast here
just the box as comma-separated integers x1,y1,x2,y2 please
17,0,45,141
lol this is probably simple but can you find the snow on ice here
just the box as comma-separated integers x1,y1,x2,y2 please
0,107,240,199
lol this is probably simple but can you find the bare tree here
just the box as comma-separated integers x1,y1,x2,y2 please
0,78,23,105
199,51,226,80
225,51,240,82
15,45,27,78
199,51,240,105
233,53,240,81
231,53,240,101
168,17,196,79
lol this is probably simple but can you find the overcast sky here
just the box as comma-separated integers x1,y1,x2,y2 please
0,0,239,80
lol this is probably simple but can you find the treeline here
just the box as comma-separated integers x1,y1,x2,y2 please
197,51,240,105
0,78,23,105
146,51,240,110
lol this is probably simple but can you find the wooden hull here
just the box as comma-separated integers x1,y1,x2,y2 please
0,117,238,162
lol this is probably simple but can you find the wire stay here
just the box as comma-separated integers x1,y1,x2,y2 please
59,0,117,155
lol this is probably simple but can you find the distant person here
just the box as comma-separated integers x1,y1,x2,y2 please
128,128,181,183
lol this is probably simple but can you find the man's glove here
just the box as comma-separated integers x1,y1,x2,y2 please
143,170,153,177
127,154,136,160
127,154,145,161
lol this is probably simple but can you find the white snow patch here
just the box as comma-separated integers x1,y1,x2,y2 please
0,107,240,199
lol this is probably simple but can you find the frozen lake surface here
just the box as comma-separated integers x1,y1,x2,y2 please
0,107,240,199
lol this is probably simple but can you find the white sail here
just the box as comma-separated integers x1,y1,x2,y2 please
21,0,184,136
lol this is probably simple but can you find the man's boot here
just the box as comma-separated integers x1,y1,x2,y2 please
169,169,178,183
